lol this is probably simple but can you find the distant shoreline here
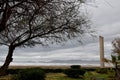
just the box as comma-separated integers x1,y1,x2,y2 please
7,65,113,69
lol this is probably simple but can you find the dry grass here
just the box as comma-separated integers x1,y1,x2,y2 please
0,75,13,80
46,73,83,80
8,65,106,69
8,65,70,69
0,73,83,80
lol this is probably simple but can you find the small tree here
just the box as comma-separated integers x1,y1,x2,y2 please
112,38,120,80
105,38,120,80
105,38,120,60
0,0,94,76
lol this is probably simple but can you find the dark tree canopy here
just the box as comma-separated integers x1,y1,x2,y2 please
0,0,87,32
0,0,92,48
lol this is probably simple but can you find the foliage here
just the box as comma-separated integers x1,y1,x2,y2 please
84,68,96,72
12,68,46,80
105,38,120,65
0,68,116,80
63,69,85,78
96,68,108,74
46,73,83,80
43,69,63,73
104,38,120,67
84,70,115,80
0,0,92,47
0,1,88,33
46,70,115,80
6,69,21,75
70,65,81,69
64,65,85,78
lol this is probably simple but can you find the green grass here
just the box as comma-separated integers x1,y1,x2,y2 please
84,72,107,80
0,73,83,80
46,71,115,80
0,74,13,80
46,73,83,80
84,71,115,80
0,69,115,80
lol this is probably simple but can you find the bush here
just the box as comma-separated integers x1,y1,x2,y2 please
63,69,85,78
84,68,96,72
7,69,21,74
70,65,81,69
43,69,63,73
13,68,46,80
96,68,108,74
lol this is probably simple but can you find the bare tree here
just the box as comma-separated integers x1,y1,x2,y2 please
0,0,93,75
112,38,120,80
0,0,57,32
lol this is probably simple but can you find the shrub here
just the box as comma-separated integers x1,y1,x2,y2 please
63,69,85,78
70,65,81,69
96,68,108,74
13,68,46,80
7,69,21,74
43,69,63,73
84,68,96,71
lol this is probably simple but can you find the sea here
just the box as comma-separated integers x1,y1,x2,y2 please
0,57,112,67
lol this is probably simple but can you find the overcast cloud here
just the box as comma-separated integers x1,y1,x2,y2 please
0,0,120,66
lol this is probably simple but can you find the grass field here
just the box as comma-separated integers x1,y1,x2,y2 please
0,73,82,80
46,73,83,80
0,72,115,80
0,66,115,80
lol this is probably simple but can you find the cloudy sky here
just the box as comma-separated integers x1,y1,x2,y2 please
0,0,120,66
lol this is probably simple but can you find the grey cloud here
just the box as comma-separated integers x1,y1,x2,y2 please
0,0,120,66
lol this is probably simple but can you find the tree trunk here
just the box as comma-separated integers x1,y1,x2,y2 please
115,69,120,80
0,45,15,76
115,61,120,80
